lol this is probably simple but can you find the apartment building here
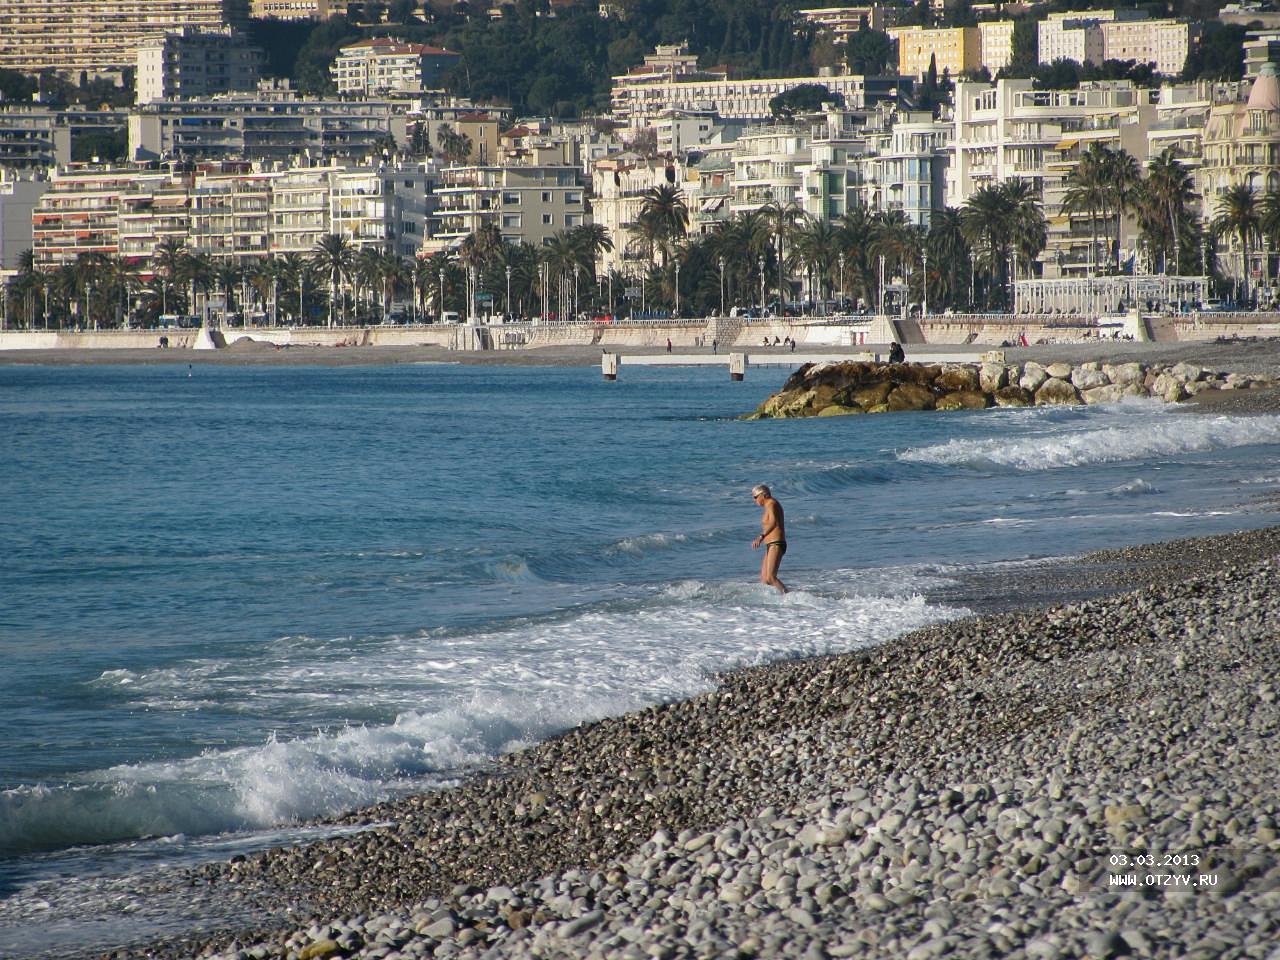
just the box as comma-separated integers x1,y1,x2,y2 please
136,29,263,104
0,108,127,170
118,174,193,272
188,162,275,264
331,164,436,260
130,93,411,162
0,0,247,79
729,126,811,217
591,154,688,273
611,43,900,128
426,163,586,254
0,173,49,271
1038,12,1110,67
860,109,948,226
331,38,461,97
978,20,1016,75
31,166,192,270
249,0,333,18
796,5,915,42
1101,18,1200,76
887,26,981,80
1244,30,1280,77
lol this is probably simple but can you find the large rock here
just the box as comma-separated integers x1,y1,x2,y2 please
1019,362,1049,393
936,390,992,411
886,382,936,411
1035,377,1081,405
1045,361,1074,380
1171,361,1205,383
895,363,943,387
1103,362,1144,387
1151,372,1187,403
993,386,1034,407
935,365,981,392
1081,384,1128,405
1071,366,1110,391
979,363,1009,393
817,403,865,416
850,382,893,409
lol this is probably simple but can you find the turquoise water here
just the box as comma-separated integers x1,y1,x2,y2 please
3,361,1280,956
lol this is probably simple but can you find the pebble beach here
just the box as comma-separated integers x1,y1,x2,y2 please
119,524,1280,960
10,337,1273,960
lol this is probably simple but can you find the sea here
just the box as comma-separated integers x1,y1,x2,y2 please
3,360,1280,958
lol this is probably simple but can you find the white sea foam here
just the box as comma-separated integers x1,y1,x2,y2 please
0,566,967,861
898,411,1280,472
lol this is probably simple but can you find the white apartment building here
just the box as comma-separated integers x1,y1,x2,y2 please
1039,11,1198,76
188,162,275,265
426,163,586,254
130,93,411,162
117,172,192,272
1101,18,1200,76
331,38,461,97
611,44,899,128
797,6,916,42
729,127,811,217
136,29,263,104
0,108,128,170
331,164,436,260
249,0,333,19
860,109,948,227
0,0,245,79
591,154,688,274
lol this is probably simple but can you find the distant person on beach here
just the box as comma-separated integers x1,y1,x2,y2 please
666,338,673,352
751,484,788,594
889,341,905,363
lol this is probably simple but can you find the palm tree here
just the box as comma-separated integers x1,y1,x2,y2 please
1259,188,1280,292
212,261,242,325
1003,179,1047,286
278,252,313,324
1140,150,1197,274
541,231,583,318
927,208,970,310
375,251,408,321
152,237,186,317
568,223,614,285
1101,148,1142,273
637,184,689,266
312,234,353,328
961,183,1019,309
352,246,385,321
1214,185,1261,305
180,252,215,322
760,201,804,309
790,216,841,311
1062,144,1111,277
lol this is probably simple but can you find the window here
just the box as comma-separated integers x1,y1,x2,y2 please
503,214,521,228
542,213,552,225
566,191,582,204
502,192,519,204
541,191,551,202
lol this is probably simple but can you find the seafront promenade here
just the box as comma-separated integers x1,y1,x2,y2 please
4,309,1280,357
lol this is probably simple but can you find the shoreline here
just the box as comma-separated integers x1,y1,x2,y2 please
100,524,1280,960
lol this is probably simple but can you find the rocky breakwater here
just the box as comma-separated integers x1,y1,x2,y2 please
748,358,1277,419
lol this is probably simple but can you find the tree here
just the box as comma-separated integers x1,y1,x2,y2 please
436,122,473,163
1213,185,1260,304
1062,144,1112,276
767,84,842,120
1137,150,1196,274
845,25,894,76
311,234,353,327
960,180,1043,309
636,184,689,266
927,208,971,310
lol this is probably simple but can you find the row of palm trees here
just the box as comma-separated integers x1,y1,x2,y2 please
7,156,1280,330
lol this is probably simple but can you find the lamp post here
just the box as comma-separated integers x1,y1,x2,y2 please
718,256,725,316
921,249,929,320
439,266,445,323
758,255,765,313
86,281,94,331
505,264,512,319
673,260,680,316
878,254,886,315
838,253,845,312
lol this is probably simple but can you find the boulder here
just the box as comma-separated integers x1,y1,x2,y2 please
1185,380,1219,396
886,382,936,411
936,390,993,411
993,386,1034,407
895,363,943,387
979,363,1009,393
1081,384,1127,405
1035,377,1081,405
817,403,865,416
935,365,981,392
1170,361,1205,383
1151,372,1187,403
1103,362,1144,387
1019,362,1049,393
1071,366,1110,391
850,382,894,409
1045,361,1074,380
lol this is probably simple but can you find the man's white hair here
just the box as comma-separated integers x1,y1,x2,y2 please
752,484,770,498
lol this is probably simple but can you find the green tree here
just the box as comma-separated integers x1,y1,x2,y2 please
1213,185,1260,304
311,233,353,327
636,184,689,266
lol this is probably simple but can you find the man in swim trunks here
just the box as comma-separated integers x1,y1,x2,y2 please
751,483,788,594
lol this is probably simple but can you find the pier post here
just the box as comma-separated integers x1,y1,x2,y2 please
602,351,618,381
729,353,746,381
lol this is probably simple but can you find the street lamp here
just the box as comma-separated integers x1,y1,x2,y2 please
718,256,725,316
439,266,445,323
86,281,94,331
878,254,886,315
758,255,766,312
573,262,581,320
838,253,845,312
921,249,929,320
505,264,512,319
674,260,680,316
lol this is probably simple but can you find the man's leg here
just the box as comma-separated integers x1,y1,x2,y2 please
763,545,788,594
